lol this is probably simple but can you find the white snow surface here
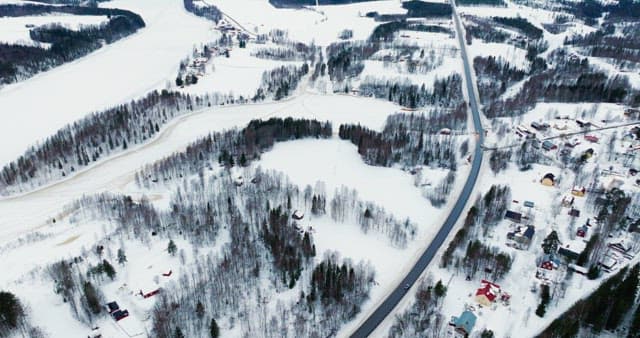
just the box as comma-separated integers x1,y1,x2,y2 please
0,14,109,47
0,0,217,166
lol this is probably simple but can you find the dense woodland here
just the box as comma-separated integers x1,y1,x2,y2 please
440,185,514,281
137,118,332,187
538,264,640,337
484,50,639,118
183,0,222,23
359,74,463,108
473,56,526,104
0,4,144,84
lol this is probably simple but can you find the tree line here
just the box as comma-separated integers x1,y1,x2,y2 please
359,74,463,108
0,4,144,85
137,117,332,187
473,55,526,104
183,0,222,23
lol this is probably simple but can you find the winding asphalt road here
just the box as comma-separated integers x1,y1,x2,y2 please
349,2,485,337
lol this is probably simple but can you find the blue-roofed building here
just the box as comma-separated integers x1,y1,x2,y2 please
524,200,535,208
450,310,477,337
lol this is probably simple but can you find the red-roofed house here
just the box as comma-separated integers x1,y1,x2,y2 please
475,280,501,307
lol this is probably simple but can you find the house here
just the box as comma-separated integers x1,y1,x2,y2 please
584,135,599,143
542,140,557,151
577,225,588,237
475,280,501,307
292,210,304,220
530,121,550,131
608,240,634,258
539,255,560,270
112,309,129,321
568,208,581,217
541,173,556,186
505,210,523,223
106,301,120,314
561,195,575,207
139,288,161,299
450,310,477,338
568,264,588,275
599,251,618,272
571,186,586,197
576,119,591,128
558,240,586,260
508,225,535,249
605,177,624,191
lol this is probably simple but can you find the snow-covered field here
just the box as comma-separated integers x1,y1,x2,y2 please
0,93,403,244
0,0,216,166
0,14,109,47
207,0,407,45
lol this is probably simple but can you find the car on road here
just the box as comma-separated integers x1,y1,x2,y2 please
403,284,410,291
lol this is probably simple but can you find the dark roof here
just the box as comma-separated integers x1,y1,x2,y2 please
107,301,119,312
523,226,535,239
543,173,555,181
505,210,522,222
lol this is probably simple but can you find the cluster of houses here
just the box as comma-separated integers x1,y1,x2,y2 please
448,280,510,338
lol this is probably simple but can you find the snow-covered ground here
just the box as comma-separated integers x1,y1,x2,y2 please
0,14,109,47
0,0,217,166
207,0,407,45
0,93,403,245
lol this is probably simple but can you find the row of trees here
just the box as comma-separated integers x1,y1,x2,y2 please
484,50,639,118
0,90,232,195
359,74,463,108
539,264,640,337
253,64,309,101
440,185,514,280
338,110,462,170
137,118,332,187
0,3,144,85
387,277,447,338
183,0,222,23
473,55,526,104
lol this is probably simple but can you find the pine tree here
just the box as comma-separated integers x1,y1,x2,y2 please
173,327,185,338
210,318,220,338
196,301,205,319
541,231,560,254
117,248,127,265
168,240,177,256
0,291,24,329
102,259,116,280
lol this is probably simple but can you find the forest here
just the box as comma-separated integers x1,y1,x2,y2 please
183,0,222,23
538,264,640,337
483,50,639,118
137,117,332,187
402,1,452,18
492,16,543,40
473,56,526,104
387,278,447,337
0,90,232,195
65,162,416,336
359,74,463,108
0,4,144,84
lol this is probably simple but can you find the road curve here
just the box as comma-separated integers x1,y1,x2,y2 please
349,2,484,337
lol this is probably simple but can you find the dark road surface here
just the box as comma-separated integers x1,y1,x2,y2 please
349,2,485,336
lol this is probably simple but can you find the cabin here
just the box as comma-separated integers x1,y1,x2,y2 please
530,121,549,131
571,186,586,197
292,210,304,220
139,288,161,299
584,135,599,143
505,210,523,223
561,195,575,208
577,225,588,237
475,280,501,307
541,173,556,186
106,301,120,314
542,140,557,151
558,241,585,260
507,225,535,249
568,208,581,217
450,310,477,338
112,309,129,321
576,119,591,128
599,251,618,272
539,255,560,270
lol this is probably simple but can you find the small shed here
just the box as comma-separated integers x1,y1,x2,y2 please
541,173,556,186
523,200,535,208
542,140,557,151
292,210,304,220
584,135,599,143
